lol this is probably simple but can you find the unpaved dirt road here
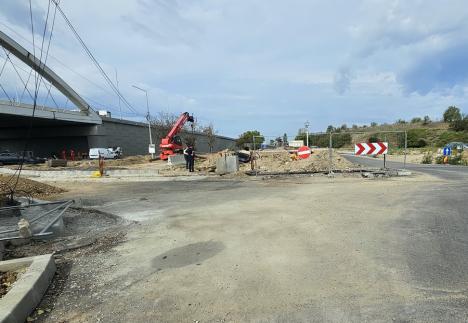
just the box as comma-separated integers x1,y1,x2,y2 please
40,174,468,322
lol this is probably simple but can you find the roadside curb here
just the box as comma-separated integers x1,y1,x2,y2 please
0,254,56,323
0,167,160,178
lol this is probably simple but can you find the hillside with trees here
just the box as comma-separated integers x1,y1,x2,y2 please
296,106,468,149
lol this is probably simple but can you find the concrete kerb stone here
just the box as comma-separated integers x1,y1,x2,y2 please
0,254,56,323
0,167,160,179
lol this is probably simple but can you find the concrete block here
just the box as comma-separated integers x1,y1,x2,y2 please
216,155,239,174
46,159,67,167
0,254,56,323
168,154,186,166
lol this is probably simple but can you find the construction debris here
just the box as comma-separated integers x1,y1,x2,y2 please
0,270,18,298
0,175,65,199
243,149,354,173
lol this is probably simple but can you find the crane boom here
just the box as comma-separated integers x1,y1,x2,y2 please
167,112,192,140
159,112,194,160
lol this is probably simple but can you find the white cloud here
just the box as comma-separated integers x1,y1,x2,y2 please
1,0,468,137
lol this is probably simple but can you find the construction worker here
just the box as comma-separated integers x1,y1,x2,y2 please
183,146,189,169
187,146,195,172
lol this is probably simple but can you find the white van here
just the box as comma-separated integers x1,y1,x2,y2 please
89,148,118,159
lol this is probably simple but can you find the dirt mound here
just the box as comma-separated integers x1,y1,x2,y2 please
0,175,65,199
244,149,354,173
192,149,355,174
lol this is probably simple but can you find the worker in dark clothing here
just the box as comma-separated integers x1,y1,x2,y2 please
186,146,195,172
183,146,189,169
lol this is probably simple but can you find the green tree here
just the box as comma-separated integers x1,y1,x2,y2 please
283,133,288,146
370,122,378,127
411,117,422,123
443,106,462,123
396,119,407,124
236,130,264,148
449,115,468,131
326,125,334,133
422,115,431,125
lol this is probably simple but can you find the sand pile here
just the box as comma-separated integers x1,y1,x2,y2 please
244,149,354,173
0,175,65,199
169,149,354,175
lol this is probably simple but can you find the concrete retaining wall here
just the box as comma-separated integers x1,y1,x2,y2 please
97,118,236,156
0,117,236,158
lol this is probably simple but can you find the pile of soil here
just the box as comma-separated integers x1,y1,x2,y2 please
0,175,65,199
0,271,18,297
159,149,356,176
244,149,354,173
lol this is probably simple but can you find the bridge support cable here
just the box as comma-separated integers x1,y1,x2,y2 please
0,83,12,103
1,47,36,102
51,0,142,117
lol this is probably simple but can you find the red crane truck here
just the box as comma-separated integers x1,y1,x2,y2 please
159,112,194,160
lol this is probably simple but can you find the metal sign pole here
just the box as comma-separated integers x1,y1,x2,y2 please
404,131,407,168
328,132,333,174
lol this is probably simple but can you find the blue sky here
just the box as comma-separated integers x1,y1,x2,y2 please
1,0,468,138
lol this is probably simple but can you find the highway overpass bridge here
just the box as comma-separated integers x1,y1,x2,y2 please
0,30,235,157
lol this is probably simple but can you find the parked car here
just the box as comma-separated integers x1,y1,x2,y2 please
89,147,121,159
444,142,467,151
0,151,45,165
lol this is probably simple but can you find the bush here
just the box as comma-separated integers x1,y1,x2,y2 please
449,116,468,132
368,135,380,143
435,131,468,147
448,154,462,165
402,129,428,148
411,117,422,124
421,153,433,164
435,155,445,164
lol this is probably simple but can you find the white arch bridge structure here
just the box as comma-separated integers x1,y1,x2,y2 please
0,30,235,157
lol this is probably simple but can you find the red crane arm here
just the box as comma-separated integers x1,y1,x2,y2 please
165,112,194,141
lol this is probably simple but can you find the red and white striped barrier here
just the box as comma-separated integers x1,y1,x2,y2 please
354,142,388,155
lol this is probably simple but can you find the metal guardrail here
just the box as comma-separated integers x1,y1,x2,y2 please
0,200,74,241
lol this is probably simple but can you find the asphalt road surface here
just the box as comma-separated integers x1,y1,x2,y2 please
37,169,468,322
343,154,468,181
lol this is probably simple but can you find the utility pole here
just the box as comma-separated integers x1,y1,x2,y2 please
305,121,310,147
115,68,122,120
132,85,154,159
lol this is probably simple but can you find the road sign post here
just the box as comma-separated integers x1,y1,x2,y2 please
443,147,452,156
355,142,388,168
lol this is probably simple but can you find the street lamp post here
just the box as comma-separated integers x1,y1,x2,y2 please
305,121,310,147
132,85,154,159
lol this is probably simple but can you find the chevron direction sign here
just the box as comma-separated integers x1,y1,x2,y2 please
355,142,388,155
